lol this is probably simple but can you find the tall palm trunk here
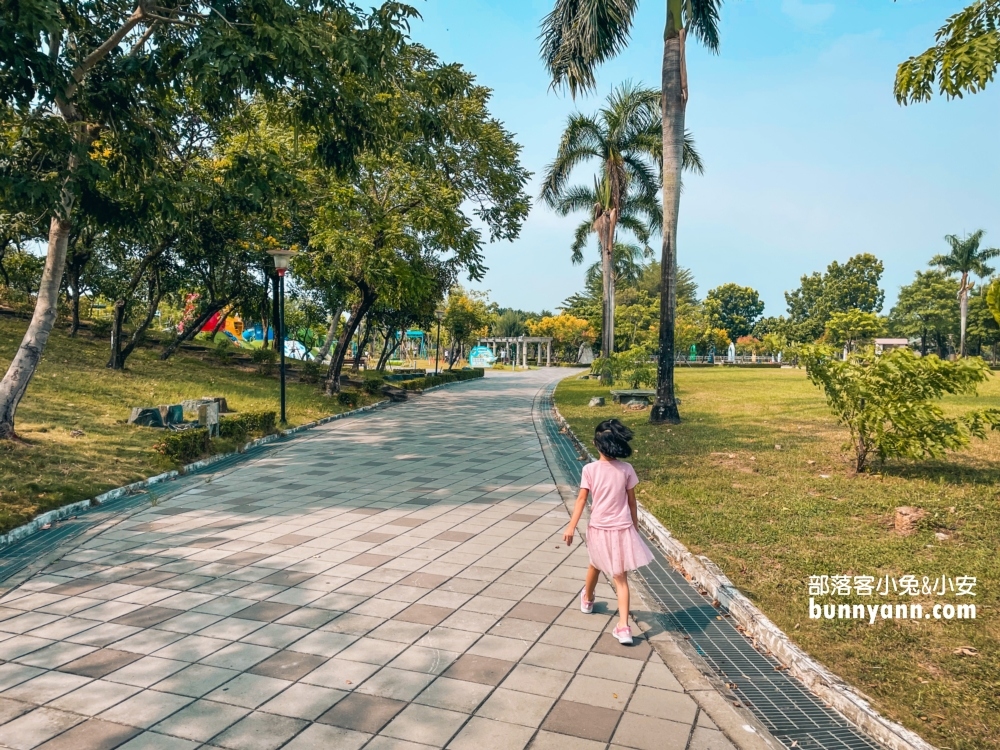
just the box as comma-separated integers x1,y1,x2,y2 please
959,273,969,357
651,22,686,424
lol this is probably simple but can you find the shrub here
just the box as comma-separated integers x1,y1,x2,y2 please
592,348,655,389
250,347,278,375
337,390,361,407
362,375,385,394
153,428,211,464
89,318,112,340
799,345,1000,472
299,361,322,384
218,411,277,441
399,368,484,391
212,336,234,362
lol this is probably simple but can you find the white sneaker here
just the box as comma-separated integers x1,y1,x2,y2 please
613,624,633,645
580,588,594,614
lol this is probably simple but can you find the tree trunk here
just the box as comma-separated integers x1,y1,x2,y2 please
0,214,72,439
650,23,686,425
160,302,225,360
353,315,374,372
959,279,969,357
107,298,128,369
324,281,376,395
315,305,344,363
920,326,927,356
119,273,163,367
377,331,401,371
210,310,229,340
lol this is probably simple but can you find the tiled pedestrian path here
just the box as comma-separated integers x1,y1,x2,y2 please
0,370,738,750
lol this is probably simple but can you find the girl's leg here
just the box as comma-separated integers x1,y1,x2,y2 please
584,565,600,602
613,572,630,628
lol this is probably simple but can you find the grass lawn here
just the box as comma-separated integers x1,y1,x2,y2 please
555,367,1000,750
0,314,376,535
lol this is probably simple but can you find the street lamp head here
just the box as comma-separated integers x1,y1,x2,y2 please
434,307,445,322
267,247,297,276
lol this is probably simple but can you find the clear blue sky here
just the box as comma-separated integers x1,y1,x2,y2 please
410,0,999,317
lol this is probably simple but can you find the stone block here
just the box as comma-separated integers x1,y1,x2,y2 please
198,402,220,437
159,404,184,425
128,408,164,428
588,397,605,407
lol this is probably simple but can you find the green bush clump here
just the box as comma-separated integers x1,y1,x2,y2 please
337,390,362,407
218,411,277,441
399,368,484,391
153,428,211,464
250,347,278,375
299,361,323,384
362,375,385,394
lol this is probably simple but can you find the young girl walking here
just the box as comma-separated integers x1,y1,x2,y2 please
563,419,654,645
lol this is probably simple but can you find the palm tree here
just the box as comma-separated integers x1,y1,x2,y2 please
930,230,1000,356
541,83,700,361
541,0,723,423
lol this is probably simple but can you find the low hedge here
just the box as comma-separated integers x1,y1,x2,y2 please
153,428,211,464
155,410,277,464
400,368,484,391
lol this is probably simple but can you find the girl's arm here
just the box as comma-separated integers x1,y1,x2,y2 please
563,488,589,545
627,487,639,530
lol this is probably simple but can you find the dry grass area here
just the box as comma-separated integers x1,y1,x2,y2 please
555,367,1000,750
0,314,375,535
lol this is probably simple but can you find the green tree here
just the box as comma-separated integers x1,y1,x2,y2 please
0,0,414,438
930,230,999,357
540,83,685,361
540,0,724,424
785,253,885,342
704,283,764,343
443,287,492,367
895,1,1000,104
824,309,883,352
889,270,960,356
799,344,1000,472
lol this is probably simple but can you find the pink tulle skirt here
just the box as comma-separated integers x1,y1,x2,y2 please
586,525,654,576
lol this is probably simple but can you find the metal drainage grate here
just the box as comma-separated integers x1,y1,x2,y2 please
536,384,884,750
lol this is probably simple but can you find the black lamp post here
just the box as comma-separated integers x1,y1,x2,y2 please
434,307,444,376
267,248,296,425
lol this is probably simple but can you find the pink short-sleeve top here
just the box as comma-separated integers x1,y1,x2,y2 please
580,459,639,529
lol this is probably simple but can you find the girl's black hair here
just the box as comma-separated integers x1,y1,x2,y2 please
594,419,633,459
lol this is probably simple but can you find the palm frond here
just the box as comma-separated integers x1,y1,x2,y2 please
686,0,723,53
552,184,599,217
571,220,594,264
540,0,640,97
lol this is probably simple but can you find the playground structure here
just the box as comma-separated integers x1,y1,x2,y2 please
478,336,554,368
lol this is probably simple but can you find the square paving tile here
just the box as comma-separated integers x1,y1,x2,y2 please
272,534,316,546
521,643,586,672
0,696,34,724
151,664,239,698
257,571,315,587
211,711,308,750
499,664,573,698
413,676,492,714
625,685,698,724
442,654,514,686
434,531,475,543
235,602,299,623
35,718,140,750
298,657,379,690
542,699,621,743
384,518,424,528
2,671,92,704
562,674,632,711
611,711,691,750
393,604,453,626
504,602,562,624
206,673,291,708
200,642,276,672
58,648,143,678
355,667,433,701
110,606,179,628
219,553,268,566
476,687,555,728
590,632,650,660
104,656,186,688
355,532,396,544
468,635,532,662
381,703,467,746
578,652,644,683
316,692,406,733
48,679,139,716
97,690,193,728
344,554,394,568
336,637,408,666
446,716,535,750
281,723,369,750
0,707,82,749
151,699,249,741
249,650,327,681
258,683,345,721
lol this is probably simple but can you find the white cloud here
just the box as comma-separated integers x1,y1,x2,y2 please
781,0,835,28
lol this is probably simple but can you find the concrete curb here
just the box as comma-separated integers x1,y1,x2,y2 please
550,400,936,750
0,399,388,551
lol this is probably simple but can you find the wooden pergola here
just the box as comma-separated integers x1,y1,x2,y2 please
479,336,554,368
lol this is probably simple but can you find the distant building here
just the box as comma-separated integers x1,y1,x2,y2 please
874,338,910,354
